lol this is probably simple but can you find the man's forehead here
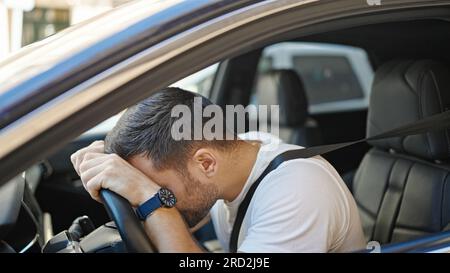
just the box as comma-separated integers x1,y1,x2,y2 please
128,154,179,176
128,154,156,172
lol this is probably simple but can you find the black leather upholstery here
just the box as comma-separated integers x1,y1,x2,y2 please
353,60,450,244
252,69,321,146
367,60,450,160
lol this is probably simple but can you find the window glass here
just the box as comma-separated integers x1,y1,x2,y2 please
82,63,219,136
252,42,373,114
171,63,219,97
292,55,363,105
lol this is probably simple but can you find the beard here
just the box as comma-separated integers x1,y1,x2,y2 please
176,172,220,228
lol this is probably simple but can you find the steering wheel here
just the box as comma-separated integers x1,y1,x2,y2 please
100,189,155,253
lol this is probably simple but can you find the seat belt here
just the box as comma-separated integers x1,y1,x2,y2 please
229,110,450,253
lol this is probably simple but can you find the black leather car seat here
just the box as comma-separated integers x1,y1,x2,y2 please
353,59,450,244
251,69,322,146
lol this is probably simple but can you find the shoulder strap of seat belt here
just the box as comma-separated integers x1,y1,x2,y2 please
229,110,450,252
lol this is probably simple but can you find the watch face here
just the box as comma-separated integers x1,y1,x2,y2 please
158,188,177,207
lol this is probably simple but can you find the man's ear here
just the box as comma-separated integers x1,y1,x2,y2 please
192,148,218,177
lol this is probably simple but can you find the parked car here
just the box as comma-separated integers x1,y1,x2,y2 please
1,0,450,253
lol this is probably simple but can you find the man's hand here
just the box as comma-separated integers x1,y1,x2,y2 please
70,141,159,206
70,140,204,253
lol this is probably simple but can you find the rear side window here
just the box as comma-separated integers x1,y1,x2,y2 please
292,55,364,105
258,56,274,73
253,42,373,114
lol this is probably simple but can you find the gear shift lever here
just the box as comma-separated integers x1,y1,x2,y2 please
68,215,95,241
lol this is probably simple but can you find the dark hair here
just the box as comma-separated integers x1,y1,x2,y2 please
105,87,237,171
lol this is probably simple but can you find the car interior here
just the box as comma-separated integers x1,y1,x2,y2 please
2,16,450,252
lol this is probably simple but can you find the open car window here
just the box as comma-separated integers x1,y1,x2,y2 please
81,63,219,137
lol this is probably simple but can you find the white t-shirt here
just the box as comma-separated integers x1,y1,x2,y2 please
210,132,366,253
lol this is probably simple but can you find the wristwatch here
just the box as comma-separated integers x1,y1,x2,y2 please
136,188,177,221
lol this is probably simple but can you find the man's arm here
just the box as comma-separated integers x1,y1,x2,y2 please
189,213,211,233
143,207,205,252
71,141,205,253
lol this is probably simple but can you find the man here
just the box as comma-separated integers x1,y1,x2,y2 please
71,88,366,252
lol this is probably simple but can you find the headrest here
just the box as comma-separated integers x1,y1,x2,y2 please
367,59,450,161
253,69,308,126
